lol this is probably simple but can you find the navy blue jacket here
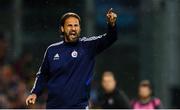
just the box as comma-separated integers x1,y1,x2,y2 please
31,25,117,108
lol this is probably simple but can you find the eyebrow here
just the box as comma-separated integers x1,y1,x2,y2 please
66,23,79,25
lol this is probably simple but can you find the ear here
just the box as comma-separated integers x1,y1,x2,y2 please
60,26,64,33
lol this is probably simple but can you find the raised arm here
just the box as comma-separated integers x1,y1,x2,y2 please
81,8,118,55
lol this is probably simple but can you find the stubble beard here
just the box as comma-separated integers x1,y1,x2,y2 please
64,30,80,42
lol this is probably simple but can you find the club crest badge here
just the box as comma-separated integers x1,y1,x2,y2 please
71,50,78,58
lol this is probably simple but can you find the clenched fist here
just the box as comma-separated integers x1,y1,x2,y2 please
26,93,37,106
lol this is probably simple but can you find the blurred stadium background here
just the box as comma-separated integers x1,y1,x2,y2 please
0,0,180,108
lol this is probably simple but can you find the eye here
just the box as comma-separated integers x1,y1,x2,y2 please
74,24,79,27
67,24,72,27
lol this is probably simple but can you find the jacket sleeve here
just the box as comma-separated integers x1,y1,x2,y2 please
30,48,49,97
81,24,117,55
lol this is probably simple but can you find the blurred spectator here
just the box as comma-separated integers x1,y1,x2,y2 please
0,39,46,108
13,51,34,81
0,64,30,108
0,94,10,108
97,71,131,109
131,80,163,109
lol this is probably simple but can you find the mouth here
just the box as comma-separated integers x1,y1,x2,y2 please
69,31,78,38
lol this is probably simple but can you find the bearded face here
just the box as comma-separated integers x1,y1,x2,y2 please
61,17,81,42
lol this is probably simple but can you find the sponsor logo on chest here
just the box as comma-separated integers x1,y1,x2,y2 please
53,53,60,60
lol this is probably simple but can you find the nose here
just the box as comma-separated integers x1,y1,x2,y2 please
71,26,76,31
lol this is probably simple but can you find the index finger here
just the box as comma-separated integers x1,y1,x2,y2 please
107,8,113,14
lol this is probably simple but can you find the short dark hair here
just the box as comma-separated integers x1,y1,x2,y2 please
139,80,152,89
60,12,81,27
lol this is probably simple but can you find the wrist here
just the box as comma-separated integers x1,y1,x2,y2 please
110,23,115,27
30,93,37,97
108,22,116,28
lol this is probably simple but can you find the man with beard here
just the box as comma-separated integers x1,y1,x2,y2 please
26,8,117,109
